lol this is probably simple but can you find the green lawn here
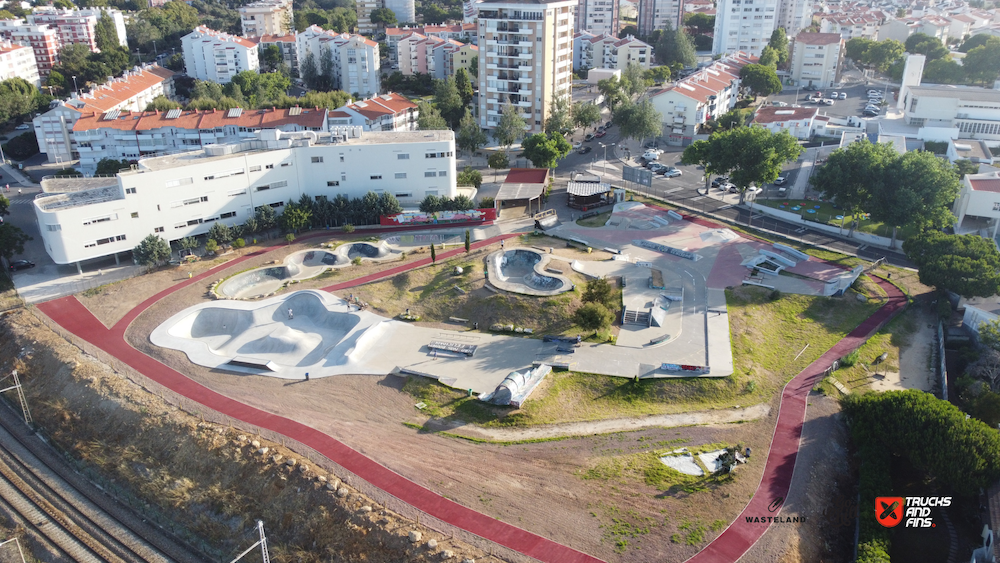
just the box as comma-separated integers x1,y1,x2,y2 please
756,199,919,241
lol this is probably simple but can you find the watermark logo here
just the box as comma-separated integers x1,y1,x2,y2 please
767,497,784,513
875,497,904,528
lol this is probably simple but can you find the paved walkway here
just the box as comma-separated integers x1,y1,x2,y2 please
33,219,907,563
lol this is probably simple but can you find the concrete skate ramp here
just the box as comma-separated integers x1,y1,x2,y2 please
290,249,344,267
217,249,344,299
344,241,391,259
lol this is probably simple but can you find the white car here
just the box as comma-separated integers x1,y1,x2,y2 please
14,124,29,130
838,92,847,100
746,186,762,195
573,141,583,149
830,91,839,98
821,99,835,106
867,90,881,96
662,168,682,178
641,151,660,161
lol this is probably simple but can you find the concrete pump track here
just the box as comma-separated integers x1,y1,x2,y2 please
35,217,907,563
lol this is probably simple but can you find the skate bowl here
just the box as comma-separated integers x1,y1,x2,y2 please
151,290,398,378
486,248,571,297
338,241,394,260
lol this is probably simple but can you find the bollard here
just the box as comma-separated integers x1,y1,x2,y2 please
305,372,310,381
468,388,472,397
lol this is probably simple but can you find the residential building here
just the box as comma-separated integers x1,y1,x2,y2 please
239,0,293,37
637,0,682,39
0,40,39,87
573,31,651,71
789,32,843,89
258,34,298,75
948,14,975,41
71,106,328,174
0,21,62,78
953,171,1000,242
33,64,176,164
817,15,881,40
899,85,1000,142
464,0,481,22
32,129,458,267
357,0,380,35
575,0,619,36
878,17,950,44
649,52,754,146
477,0,576,134
28,7,128,50
712,0,779,57
327,92,419,131
385,0,416,25
182,26,260,84
296,26,381,97
385,23,477,65
776,0,811,36
683,0,712,12
752,105,818,139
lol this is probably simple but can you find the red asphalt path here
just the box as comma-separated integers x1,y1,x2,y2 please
34,221,907,563
684,275,907,563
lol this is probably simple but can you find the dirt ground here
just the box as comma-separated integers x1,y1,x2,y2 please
869,306,936,393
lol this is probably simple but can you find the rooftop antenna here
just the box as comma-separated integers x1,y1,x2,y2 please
230,520,270,563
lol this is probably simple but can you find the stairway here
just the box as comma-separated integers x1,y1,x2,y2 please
622,308,650,326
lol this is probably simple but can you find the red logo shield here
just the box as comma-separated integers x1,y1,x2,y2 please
875,497,904,527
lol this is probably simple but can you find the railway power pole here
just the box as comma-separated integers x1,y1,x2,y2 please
0,371,32,427
230,520,270,563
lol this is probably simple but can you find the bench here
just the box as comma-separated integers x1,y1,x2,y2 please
448,316,469,324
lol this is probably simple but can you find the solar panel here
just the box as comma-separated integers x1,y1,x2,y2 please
227,107,243,118
103,109,120,121
165,108,182,119
288,106,301,116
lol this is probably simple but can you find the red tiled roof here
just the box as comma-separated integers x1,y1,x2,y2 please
970,178,1000,193
341,92,416,120
795,32,843,45
258,33,296,43
72,107,326,132
72,65,174,114
504,168,549,184
753,106,819,124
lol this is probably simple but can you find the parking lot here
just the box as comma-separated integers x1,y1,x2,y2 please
766,82,895,120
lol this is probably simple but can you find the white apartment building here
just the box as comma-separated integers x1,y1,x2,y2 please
33,64,175,164
182,26,260,84
327,93,419,131
575,0,619,36
258,34,298,74
878,17,950,44
357,0,380,35
296,26,381,98
953,171,1000,240
573,31,651,71
899,85,1000,142
0,40,39,87
637,0,682,39
29,7,128,49
752,105,819,139
0,21,59,78
385,0,416,25
776,0,811,36
818,15,881,40
32,129,458,267
71,106,328,174
789,32,843,88
649,52,754,145
713,0,779,57
477,0,576,134
239,0,293,37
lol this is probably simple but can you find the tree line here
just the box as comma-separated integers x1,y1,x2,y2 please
145,73,352,112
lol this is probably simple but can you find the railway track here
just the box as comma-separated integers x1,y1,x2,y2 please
0,398,204,563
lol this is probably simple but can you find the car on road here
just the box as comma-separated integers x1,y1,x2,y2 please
821,98,835,106
830,91,838,99
815,91,822,98
746,186,762,196
867,90,881,96
662,168,682,178
774,176,786,185
839,92,847,100
711,176,730,187
573,141,583,149
14,124,29,130
641,151,660,161
8,259,34,271
862,109,879,117
585,133,595,142
595,130,607,138
771,101,788,107
578,145,592,154
727,184,740,193
648,163,667,173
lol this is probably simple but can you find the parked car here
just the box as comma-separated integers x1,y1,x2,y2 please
648,163,667,173
662,168,682,178
862,109,879,117
14,124,29,130
830,91,839,99
8,259,34,271
838,92,847,100
771,101,788,107
573,141,583,149
776,187,788,197
746,186,762,196
821,99,835,106
644,141,659,149
711,176,730,187
585,133,595,142
578,145,592,154
815,91,823,98
727,184,740,193
867,90,881,96
774,176,786,185
595,130,607,138
641,151,660,161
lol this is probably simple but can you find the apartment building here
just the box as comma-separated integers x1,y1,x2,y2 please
712,0,779,57
258,34,297,74
575,0,619,36
33,64,175,164
357,0,380,35
182,26,260,84
33,129,458,266
397,32,479,78
239,0,293,37
952,171,1000,242
327,92,419,131
385,23,477,65
296,26,381,97
71,106,328,174
776,0,811,36
0,22,59,77
878,17,950,43
477,0,576,134
899,85,1000,142
573,31,651,71
817,15,881,40
0,40,40,86
649,52,754,146
790,32,843,89
29,7,128,50
385,0,416,25
637,0,682,39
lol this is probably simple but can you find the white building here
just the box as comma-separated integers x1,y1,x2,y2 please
296,26,381,98
182,26,260,84
953,171,1000,241
385,23,477,65
752,105,819,139
789,32,843,89
637,0,682,39
649,52,754,145
385,0,416,25
29,7,128,49
327,92,419,131
239,0,293,37
713,0,779,57
573,31,651,71
258,34,298,74
0,40,39,87
33,129,458,268
33,64,176,164
357,0,380,35
899,85,1000,142
477,0,576,134
776,0,811,36
71,106,328,174
575,0,619,36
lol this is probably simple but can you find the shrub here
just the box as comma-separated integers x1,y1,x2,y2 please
342,224,355,233
204,239,218,254
478,196,495,209
233,238,245,249
582,277,616,309
840,349,860,368
351,256,362,266
284,233,295,244
2,131,38,160
574,302,614,332
937,294,952,321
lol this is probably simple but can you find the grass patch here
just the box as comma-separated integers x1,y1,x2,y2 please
576,211,612,228
756,199,920,240
592,503,660,553
0,274,21,311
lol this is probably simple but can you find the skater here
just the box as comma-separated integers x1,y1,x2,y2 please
500,239,505,249
287,308,294,320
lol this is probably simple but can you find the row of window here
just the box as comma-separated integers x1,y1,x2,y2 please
84,234,126,248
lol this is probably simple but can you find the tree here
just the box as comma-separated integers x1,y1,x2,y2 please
923,58,966,84
739,64,782,97
521,132,572,168
654,22,696,68
573,102,602,132
205,239,219,254
978,319,1000,352
809,140,898,235
433,77,465,129
862,39,905,72
758,45,779,68
903,232,1000,297
0,78,39,125
574,302,614,332
493,103,526,151
254,205,277,231
94,158,132,176
955,159,980,177
621,62,649,99
279,204,312,233
451,195,475,210
369,7,397,26
487,151,509,181
465,229,470,252
643,66,671,84
0,223,30,261
681,127,803,203
179,237,198,252
456,112,487,156
960,34,1000,53
845,37,875,61
430,242,436,263
582,277,615,309
0,194,8,217
207,222,232,245
871,150,960,246
906,33,949,61
684,12,714,35
95,12,120,51
597,76,628,115
613,99,661,142
416,101,448,130
260,44,283,72
964,41,1000,84
457,166,483,188
544,96,574,135
454,67,474,107
132,234,170,268
767,28,789,66
146,95,182,111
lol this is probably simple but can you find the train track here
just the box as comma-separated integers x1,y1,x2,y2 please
0,398,204,563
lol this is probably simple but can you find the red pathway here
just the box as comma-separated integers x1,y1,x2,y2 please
34,223,908,563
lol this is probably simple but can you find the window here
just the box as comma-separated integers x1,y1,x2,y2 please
395,192,412,198
265,164,275,169
83,214,116,226
165,177,193,188
994,202,1000,211
280,162,291,167
46,224,61,232
125,187,136,194
268,201,284,208
438,171,447,177
228,188,247,197
131,212,139,219
220,211,237,219
255,185,270,192
340,155,345,162
204,168,244,181
311,156,324,163
84,234,127,248
395,172,407,179
249,165,261,172
425,171,437,177
187,219,202,226
371,175,382,180
154,226,164,233
327,180,340,186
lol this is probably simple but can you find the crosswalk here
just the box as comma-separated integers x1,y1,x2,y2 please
2,190,37,205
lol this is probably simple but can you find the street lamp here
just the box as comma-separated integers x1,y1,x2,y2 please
71,75,78,95
599,142,615,177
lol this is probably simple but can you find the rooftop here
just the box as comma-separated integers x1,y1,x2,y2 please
753,105,819,124
35,183,121,212
793,32,843,45
504,168,549,184
72,106,327,133
66,65,174,114
968,172,1000,193
952,139,993,162
906,85,1000,104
